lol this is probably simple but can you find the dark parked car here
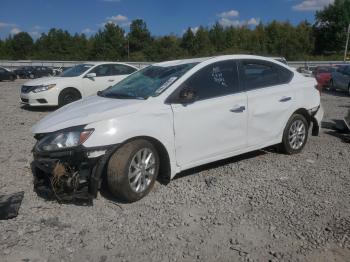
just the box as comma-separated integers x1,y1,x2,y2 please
14,66,54,79
14,66,34,78
330,65,350,95
0,67,16,81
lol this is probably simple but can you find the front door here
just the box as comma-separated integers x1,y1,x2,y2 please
107,64,138,85
170,60,248,169
82,64,113,97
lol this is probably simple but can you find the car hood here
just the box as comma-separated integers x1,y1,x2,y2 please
23,76,76,86
32,95,145,134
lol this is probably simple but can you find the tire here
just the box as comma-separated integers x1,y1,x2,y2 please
348,84,350,96
280,114,309,155
58,88,81,107
9,75,15,81
107,139,160,202
329,79,335,91
29,73,34,79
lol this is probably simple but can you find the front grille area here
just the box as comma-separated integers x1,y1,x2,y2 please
37,99,47,104
21,85,36,93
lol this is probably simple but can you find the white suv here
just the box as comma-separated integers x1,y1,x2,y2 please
20,62,138,107
31,55,323,203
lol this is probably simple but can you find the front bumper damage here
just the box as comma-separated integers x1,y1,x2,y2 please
32,144,119,205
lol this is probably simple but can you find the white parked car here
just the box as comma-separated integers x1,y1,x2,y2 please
20,62,138,107
31,55,323,203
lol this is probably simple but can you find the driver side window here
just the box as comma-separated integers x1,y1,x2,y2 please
180,60,240,101
89,64,110,77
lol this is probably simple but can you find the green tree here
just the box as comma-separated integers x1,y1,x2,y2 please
209,22,226,52
313,0,350,54
89,23,126,60
295,21,314,59
128,19,152,54
193,26,214,56
69,33,89,60
265,21,299,59
150,35,184,61
251,22,267,55
0,39,5,58
34,28,75,59
11,32,34,59
224,26,239,51
181,28,196,55
2,36,15,59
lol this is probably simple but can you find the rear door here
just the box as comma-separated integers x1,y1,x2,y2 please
170,60,248,168
239,59,295,148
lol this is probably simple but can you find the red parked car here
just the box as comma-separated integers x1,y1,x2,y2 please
315,66,338,91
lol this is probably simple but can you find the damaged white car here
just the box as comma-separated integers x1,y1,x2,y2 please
31,55,324,203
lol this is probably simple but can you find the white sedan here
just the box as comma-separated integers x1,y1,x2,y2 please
31,55,323,203
20,62,138,107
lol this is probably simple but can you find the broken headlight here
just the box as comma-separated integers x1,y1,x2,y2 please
36,129,94,151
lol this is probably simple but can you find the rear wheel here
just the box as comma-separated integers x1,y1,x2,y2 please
348,84,350,96
29,73,35,79
9,75,15,81
280,114,309,155
329,79,335,91
58,88,81,107
107,139,159,202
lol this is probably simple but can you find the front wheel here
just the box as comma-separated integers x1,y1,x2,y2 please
280,114,309,155
58,88,81,107
107,139,159,202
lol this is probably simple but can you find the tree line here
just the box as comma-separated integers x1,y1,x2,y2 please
0,0,349,62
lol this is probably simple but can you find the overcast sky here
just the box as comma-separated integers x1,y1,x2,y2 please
0,0,334,39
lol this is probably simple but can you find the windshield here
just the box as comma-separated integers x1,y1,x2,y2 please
60,64,93,77
99,63,198,99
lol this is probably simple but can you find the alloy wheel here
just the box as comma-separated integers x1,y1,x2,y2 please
128,148,156,193
288,120,306,150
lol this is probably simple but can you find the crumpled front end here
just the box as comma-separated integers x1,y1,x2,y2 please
32,141,118,205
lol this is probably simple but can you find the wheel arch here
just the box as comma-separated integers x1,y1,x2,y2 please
59,87,82,98
292,108,311,126
279,108,311,143
121,136,172,183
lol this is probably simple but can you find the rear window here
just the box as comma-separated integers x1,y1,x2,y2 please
241,60,293,90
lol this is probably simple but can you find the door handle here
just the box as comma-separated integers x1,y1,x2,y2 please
230,106,246,113
108,79,114,82
279,96,292,102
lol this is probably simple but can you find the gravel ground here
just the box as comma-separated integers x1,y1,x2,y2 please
0,79,349,262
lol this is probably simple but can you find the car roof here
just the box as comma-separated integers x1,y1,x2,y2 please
153,55,289,68
155,57,213,67
81,61,138,68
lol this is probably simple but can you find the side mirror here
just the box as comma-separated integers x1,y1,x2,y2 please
178,89,197,104
85,72,96,79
